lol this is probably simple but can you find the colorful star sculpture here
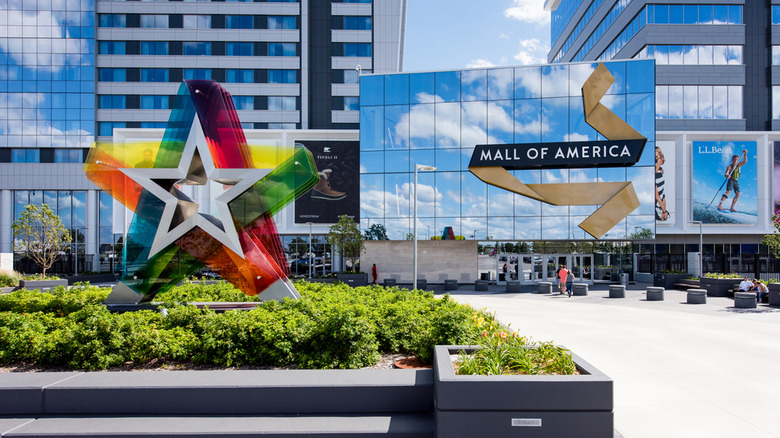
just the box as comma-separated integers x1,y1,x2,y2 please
85,80,319,304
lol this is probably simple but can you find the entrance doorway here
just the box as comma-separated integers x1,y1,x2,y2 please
507,254,593,285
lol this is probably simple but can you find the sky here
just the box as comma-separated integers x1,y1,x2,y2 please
403,0,551,72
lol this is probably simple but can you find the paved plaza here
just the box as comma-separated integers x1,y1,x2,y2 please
438,283,780,438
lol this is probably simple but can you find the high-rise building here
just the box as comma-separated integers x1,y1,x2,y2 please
546,0,780,275
0,0,406,275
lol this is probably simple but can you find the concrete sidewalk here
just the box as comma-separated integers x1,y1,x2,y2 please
440,283,780,438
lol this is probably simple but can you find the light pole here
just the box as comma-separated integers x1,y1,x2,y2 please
414,164,436,290
307,222,313,279
690,221,703,278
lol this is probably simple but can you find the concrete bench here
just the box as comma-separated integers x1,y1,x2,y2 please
415,279,427,290
474,280,489,291
687,289,707,304
382,278,397,287
646,287,664,301
536,281,552,294
505,281,522,293
572,283,588,296
444,279,458,290
608,285,626,298
734,292,757,308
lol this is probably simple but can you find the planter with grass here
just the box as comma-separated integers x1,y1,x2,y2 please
434,337,613,438
653,272,691,289
337,272,368,287
700,275,740,297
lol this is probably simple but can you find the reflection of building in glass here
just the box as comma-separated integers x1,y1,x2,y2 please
547,0,780,274
0,0,405,276
359,60,656,241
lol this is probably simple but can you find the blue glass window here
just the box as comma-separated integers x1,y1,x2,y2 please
343,16,372,30
268,16,297,29
183,42,211,56
268,70,297,83
99,68,126,82
226,42,253,56
268,43,296,56
183,69,211,80
773,6,780,24
141,42,168,55
54,149,83,163
11,149,40,163
232,96,255,110
344,43,372,57
99,95,126,109
225,69,254,83
268,96,296,110
141,15,168,28
385,74,409,105
226,15,253,29
99,14,126,28
99,41,125,55
141,69,169,82
140,95,169,109
684,4,698,24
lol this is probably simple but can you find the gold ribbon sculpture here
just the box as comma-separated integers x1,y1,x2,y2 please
469,63,646,239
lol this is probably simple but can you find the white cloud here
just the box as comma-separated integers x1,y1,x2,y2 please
0,7,90,72
512,38,548,66
466,59,496,69
504,0,550,26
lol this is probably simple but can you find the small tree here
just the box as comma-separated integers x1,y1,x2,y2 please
763,215,780,257
327,215,364,272
363,223,389,240
12,204,72,277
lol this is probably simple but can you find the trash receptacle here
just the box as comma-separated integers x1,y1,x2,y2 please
621,273,628,287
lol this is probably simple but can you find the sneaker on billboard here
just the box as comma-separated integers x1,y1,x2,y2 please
311,169,346,201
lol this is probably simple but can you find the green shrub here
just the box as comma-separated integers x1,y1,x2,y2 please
0,281,507,370
0,270,22,287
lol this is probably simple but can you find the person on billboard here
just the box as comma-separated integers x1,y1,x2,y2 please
716,150,748,212
655,147,669,221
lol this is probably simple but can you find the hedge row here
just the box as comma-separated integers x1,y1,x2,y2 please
0,281,502,370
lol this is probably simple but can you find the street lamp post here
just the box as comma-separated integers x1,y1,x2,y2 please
690,221,703,278
307,222,313,279
414,164,436,290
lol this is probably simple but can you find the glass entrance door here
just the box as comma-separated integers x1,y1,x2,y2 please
518,253,594,284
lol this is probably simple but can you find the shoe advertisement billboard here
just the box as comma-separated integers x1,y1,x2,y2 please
691,140,757,224
294,140,360,224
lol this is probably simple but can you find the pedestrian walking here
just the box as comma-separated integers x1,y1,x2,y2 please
566,269,574,297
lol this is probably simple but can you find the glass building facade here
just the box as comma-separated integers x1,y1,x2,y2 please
0,0,95,151
359,60,657,242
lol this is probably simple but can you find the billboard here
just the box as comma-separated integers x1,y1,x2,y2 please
294,140,359,224
775,142,780,218
655,142,675,225
692,141,757,224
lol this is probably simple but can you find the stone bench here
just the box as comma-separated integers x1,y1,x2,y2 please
572,283,588,296
734,291,757,308
505,281,522,293
474,280,489,291
444,279,458,291
687,289,707,304
646,287,664,301
536,281,552,294
608,285,625,298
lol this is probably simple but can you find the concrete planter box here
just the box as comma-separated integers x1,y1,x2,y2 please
382,278,398,287
653,273,690,289
505,281,522,293
572,283,588,296
700,277,738,297
434,345,613,438
734,292,757,308
687,289,707,304
474,280,489,291
608,285,625,298
1,286,16,294
415,279,428,290
646,287,664,301
18,279,68,291
337,273,368,287
767,283,780,306
444,279,458,290
536,282,552,294
307,278,337,284
66,274,117,285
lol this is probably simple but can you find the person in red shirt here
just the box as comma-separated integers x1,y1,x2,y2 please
371,264,377,284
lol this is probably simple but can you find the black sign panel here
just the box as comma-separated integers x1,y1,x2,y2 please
469,139,646,169
294,140,359,224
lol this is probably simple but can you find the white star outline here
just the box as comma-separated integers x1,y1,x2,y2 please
121,117,271,260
